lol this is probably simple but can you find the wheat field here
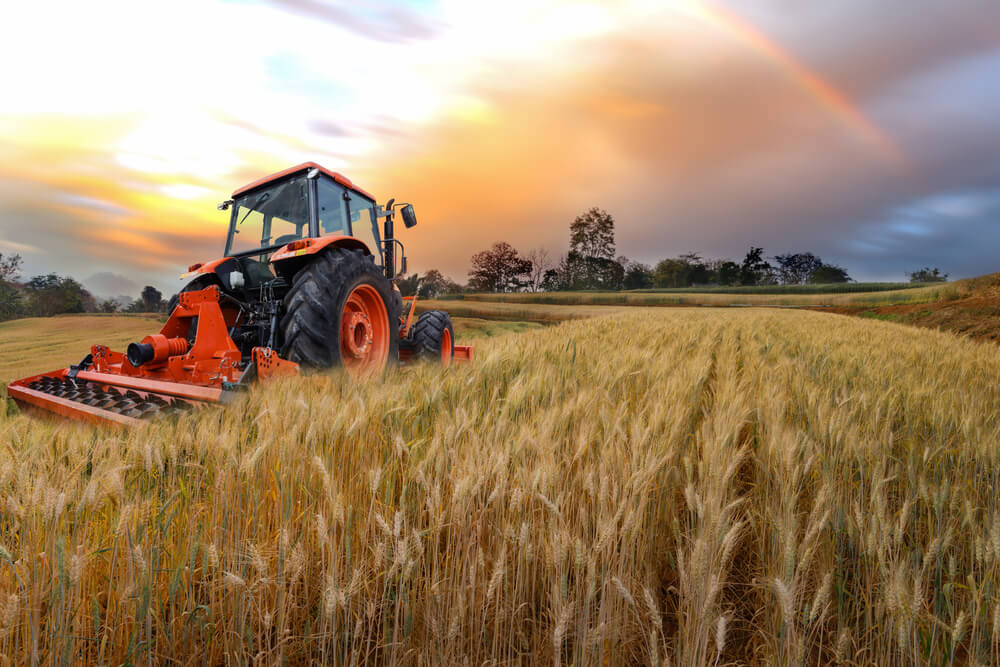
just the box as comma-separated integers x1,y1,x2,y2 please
1,308,999,665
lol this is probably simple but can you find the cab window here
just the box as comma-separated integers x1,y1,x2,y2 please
348,196,381,263
316,178,348,236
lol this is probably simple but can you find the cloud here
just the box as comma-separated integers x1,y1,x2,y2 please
352,6,1000,281
263,0,441,43
0,240,40,254
0,0,998,288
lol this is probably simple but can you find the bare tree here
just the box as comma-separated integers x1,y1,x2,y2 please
524,247,552,292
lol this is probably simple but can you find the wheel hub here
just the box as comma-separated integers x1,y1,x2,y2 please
342,311,373,358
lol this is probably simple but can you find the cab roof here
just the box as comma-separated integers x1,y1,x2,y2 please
231,161,375,201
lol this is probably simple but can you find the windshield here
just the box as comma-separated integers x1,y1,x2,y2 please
227,176,309,255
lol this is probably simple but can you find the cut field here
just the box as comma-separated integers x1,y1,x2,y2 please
2,308,999,664
0,314,165,384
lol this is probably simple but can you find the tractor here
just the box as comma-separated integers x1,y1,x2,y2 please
7,162,471,426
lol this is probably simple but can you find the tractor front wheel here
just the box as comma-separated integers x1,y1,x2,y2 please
405,310,455,366
280,248,399,377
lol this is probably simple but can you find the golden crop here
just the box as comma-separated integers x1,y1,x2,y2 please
1,308,999,665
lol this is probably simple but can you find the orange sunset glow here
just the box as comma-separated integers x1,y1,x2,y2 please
2,0,999,296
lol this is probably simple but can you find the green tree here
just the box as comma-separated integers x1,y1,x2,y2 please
417,269,453,299
139,286,164,312
716,261,741,286
540,267,563,291
907,267,948,283
26,274,94,316
653,258,688,288
396,273,421,297
774,252,823,285
567,208,617,289
809,264,851,283
740,247,774,286
0,253,23,321
679,252,710,285
623,261,654,290
570,208,615,262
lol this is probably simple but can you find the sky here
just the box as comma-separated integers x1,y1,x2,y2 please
1,0,999,296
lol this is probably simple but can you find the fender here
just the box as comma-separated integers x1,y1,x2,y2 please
269,235,372,278
180,236,372,283
180,256,232,280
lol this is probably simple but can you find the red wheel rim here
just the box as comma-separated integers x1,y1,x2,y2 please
440,328,453,366
340,284,389,378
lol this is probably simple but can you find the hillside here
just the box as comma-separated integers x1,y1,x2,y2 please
822,272,1000,342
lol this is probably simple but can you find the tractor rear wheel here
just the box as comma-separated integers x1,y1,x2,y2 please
405,310,455,366
280,248,399,376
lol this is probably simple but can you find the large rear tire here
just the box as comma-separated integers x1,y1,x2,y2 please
405,310,454,366
280,248,399,376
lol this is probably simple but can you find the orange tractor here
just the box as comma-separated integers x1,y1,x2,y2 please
7,162,471,426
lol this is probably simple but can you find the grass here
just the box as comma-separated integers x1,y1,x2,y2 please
1,308,999,664
452,282,956,307
450,316,543,339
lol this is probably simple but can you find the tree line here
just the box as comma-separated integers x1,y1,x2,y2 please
400,208,950,295
0,224,954,322
0,253,169,322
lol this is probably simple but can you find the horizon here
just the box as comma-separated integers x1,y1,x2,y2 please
2,0,999,296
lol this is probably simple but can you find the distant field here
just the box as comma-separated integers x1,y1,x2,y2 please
419,300,637,323
0,314,164,383
615,281,921,294
450,282,955,307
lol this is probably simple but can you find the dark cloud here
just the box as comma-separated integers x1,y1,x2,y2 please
831,188,1000,280
265,0,440,43
724,0,1000,99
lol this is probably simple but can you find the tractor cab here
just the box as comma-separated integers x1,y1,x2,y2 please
219,162,416,280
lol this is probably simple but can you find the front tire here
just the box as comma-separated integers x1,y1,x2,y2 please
405,310,454,366
280,248,399,376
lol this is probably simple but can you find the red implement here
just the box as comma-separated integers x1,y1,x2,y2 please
6,286,299,427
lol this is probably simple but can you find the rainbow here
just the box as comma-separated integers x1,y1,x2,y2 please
685,1,903,164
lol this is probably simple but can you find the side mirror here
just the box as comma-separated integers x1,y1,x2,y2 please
401,204,417,229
